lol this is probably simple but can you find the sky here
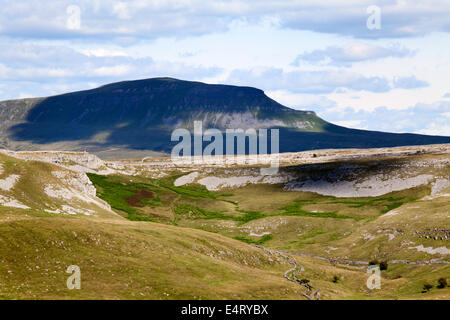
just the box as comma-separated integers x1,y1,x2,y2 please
0,0,449,135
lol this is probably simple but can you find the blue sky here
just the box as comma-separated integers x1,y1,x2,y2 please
0,0,449,135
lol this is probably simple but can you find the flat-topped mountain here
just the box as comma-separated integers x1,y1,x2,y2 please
11,77,319,129
0,77,449,157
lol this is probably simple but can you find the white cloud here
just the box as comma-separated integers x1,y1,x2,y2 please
0,42,222,100
1,1,450,41
393,76,428,89
112,2,131,20
227,67,392,93
417,124,450,136
333,120,367,129
93,64,131,76
313,101,450,136
265,90,337,110
293,43,413,66
80,48,128,57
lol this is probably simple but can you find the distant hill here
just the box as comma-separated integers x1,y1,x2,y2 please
0,77,449,157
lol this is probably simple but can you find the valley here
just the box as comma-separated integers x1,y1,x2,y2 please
0,144,448,299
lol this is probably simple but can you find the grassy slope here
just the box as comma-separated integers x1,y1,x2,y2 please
0,152,448,299
0,217,310,300
0,153,113,219
1,217,448,300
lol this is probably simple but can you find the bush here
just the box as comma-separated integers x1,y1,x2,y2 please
368,260,387,270
369,260,379,266
300,279,310,284
422,283,433,293
437,278,447,289
332,275,339,283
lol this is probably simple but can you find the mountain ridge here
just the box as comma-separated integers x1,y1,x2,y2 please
0,77,449,157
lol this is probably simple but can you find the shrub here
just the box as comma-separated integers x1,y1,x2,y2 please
369,260,379,266
379,261,388,271
300,279,310,284
437,278,447,289
332,275,339,283
422,283,433,292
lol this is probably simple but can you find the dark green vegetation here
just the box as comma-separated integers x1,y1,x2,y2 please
89,173,357,224
305,195,417,217
281,200,352,219
87,174,148,220
437,278,448,289
421,278,448,293
1,77,449,155
325,196,408,214
233,234,274,245
422,283,433,292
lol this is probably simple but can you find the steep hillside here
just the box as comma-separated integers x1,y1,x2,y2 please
0,78,449,157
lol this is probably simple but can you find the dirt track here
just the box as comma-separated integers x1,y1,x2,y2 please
255,245,320,300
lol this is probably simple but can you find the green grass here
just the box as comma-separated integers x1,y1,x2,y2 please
174,205,268,223
236,210,267,223
323,196,416,215
173,201,348,224
281,200,353,219
127,215,158,222
234,234,273,245
87,173,137,214
381,201,404,214
174,204,235,220
89,174,270,224
159,182,218,199
87,173,161,221
87,173,377,233
140,196,162,207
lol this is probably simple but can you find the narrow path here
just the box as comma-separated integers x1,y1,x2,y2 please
255,245,320,300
